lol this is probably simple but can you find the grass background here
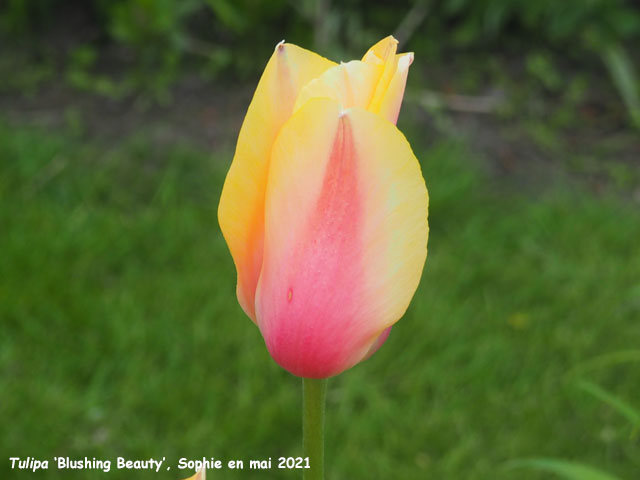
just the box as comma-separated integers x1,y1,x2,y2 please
1,116,639,479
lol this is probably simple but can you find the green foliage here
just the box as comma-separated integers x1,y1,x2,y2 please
2,1,639,122
600,44,640,129
1,120,639,478
576,380,640,430
506,459,622,480
431,0,640,128
65,45,125,99
509,354,640,479
570,350,640,375
0,0,56,34
437,0,640,44
526,52,562,92
0,51,54,95
94,0,294,89
99,0,199,99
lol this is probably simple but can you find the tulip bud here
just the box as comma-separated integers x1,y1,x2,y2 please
219,38,428,378
181,468,205,480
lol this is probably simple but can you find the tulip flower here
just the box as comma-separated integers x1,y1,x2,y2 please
218,36,428,479
180,468,205,480
219,35,427,377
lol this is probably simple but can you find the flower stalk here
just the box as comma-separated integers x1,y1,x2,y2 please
303,378,328,480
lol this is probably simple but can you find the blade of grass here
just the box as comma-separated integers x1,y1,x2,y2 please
601,44,640,129
576,380,640,428
506,458,622,480
568,350,640,378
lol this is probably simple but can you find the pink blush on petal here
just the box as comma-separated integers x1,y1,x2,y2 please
259,115,372,378
363,326,392,361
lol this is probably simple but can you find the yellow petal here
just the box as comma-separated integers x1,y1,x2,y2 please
218,42,335,320
362,35,399,65
292,36,412,124
362,35,399,117
293,60,383,114
374,52,414,124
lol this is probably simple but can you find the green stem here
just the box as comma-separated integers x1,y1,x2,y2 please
303,377,328,480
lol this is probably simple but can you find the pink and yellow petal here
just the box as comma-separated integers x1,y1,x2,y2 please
218,43,335,320
293,60,382,114
292,37,413,125
255,98,428,378
351,103,428,335
362,326,392,361
181,468,205,480
372,52,413,124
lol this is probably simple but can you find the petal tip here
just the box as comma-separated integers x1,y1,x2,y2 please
400,52,414,69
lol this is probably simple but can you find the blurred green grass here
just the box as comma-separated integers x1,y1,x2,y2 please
1,120,639,479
